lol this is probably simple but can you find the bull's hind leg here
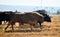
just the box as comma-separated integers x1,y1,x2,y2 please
30,24,33,31
11,24,14,31
10,22,15,32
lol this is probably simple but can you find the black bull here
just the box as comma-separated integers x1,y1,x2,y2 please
0,11,14,25
5,12,51,31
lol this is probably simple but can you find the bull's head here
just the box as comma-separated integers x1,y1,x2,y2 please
34,10,51,22
44,14,51,22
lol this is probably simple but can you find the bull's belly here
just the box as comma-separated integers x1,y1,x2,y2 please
20,21,37,24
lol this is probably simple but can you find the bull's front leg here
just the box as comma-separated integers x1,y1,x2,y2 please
5,24,10,31
40,23,42,29
11,24,14,32
30,24,33,31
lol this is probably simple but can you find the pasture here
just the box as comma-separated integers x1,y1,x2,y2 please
0,15,60,37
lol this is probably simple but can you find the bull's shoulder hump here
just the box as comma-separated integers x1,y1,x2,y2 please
32,12,44,17
15,12,25,14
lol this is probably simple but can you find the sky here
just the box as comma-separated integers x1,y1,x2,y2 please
0,0,60,12
0,0,60,7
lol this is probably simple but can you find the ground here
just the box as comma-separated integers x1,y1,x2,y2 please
0,15,60,37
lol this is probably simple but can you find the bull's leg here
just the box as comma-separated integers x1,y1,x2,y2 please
0,21,2,25
10,22,15,32
11,24,14,32
19,23,21,30
5,24,10,31
30,24,33,31
40,23,42,29
32,24,35,27
39,23,42,29
19,23,23,30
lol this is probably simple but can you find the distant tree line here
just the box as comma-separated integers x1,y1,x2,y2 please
57,10,60,14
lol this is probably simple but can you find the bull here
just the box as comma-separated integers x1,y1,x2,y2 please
5,10,51,31
5,12,44,31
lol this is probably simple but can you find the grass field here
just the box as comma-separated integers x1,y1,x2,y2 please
0,15,60,37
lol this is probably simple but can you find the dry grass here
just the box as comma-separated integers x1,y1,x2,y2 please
0,15,60,37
